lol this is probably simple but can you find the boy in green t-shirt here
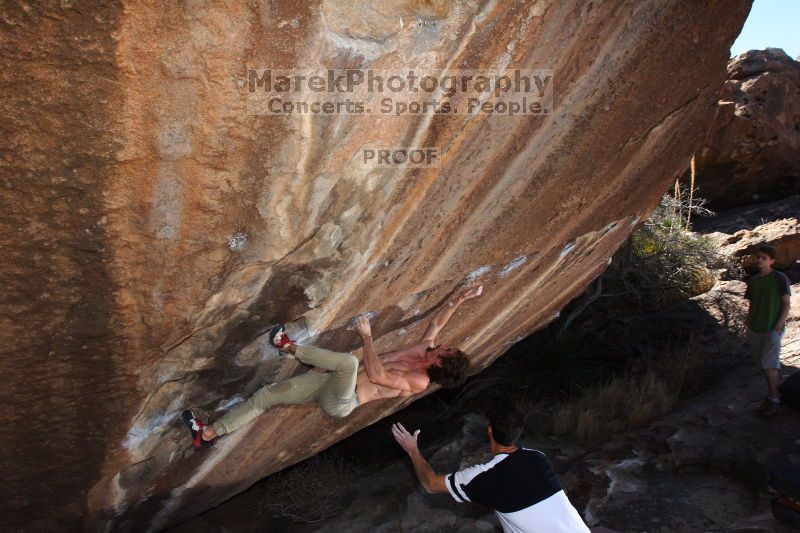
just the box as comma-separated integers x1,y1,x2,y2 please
744,244,792,416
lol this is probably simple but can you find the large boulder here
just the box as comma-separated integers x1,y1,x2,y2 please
715,217,800,272
700,195,800,273
0,1,751,531
690,49,800,209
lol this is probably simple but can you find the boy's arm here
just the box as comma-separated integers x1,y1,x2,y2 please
775,294,791,332
746,301,752,328
421,285,483,344
744,280,752,327
774,274,792,332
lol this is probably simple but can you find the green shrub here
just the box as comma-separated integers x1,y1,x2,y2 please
603,193,731,310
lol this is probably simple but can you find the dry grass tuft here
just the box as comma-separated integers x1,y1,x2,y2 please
546,336,705,446
259,454,358,523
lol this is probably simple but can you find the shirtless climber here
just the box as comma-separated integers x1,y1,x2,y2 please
182,285,483,447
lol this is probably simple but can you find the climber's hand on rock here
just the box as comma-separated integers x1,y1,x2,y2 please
460,284,483,301
392,422,420,454
355,315,372,339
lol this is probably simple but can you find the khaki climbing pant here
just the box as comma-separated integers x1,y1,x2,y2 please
212,345,360,436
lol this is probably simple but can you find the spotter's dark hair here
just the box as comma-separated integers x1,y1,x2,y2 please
426,350,469,389
486,400,525,446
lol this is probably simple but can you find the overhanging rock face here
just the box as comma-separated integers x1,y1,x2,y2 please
0,1,751,531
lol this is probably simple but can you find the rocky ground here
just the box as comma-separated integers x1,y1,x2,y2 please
171,197,800,533
567,282,800,533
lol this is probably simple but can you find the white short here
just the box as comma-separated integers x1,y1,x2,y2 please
747,329,782,370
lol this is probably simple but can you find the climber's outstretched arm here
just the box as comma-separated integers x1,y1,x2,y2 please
420,285,483,344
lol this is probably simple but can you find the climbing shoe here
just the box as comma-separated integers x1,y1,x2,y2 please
182,409,213,449
269,323,296,352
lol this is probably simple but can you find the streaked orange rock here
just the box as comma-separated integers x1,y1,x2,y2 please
0,1,751,530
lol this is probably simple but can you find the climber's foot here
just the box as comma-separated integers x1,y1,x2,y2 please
202,425,218,441
269,324,296,353
182,410,213,449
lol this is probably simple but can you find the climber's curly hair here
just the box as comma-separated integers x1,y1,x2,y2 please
426,350,470,389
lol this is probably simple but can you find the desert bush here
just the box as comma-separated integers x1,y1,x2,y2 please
559,188,740,335
599,191,737,311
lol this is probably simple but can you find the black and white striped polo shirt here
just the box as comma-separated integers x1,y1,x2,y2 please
446,448,589,533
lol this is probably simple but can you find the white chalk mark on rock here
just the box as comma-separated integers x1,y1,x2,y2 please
228,232,247,251
498,255,527,277
559,241,576,259
466,265,492,281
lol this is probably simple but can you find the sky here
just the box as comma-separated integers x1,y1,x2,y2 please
730,0,800,59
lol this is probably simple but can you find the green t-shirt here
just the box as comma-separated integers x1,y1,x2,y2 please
745,270,791,333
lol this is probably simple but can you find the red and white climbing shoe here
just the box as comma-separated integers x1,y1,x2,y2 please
269,323,296,353
182,409,212,449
